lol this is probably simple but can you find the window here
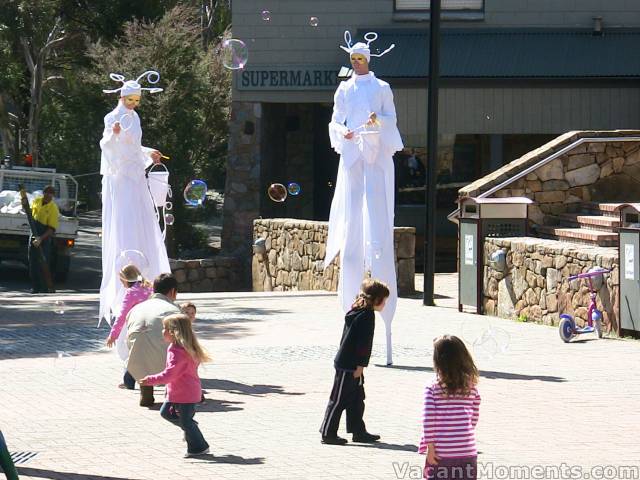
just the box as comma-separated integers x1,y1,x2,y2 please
395,0,483,11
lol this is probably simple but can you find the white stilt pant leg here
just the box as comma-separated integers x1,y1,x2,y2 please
364,161,397,365
339,160,365,313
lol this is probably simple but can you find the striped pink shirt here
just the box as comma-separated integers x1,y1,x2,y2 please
418,380,480,458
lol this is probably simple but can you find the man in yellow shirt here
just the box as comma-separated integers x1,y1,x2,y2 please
29,185,59,293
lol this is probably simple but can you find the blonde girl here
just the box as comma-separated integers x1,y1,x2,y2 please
140,314,211,457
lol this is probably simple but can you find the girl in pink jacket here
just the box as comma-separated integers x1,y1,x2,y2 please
140,313,211,458
105,264,153,389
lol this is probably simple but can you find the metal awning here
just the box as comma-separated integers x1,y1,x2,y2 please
358,28,640,79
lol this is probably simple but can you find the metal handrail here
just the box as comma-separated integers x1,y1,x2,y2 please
447,135,640,224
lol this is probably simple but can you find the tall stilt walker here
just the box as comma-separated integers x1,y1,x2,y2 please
99,71,170,329
325,32,404,365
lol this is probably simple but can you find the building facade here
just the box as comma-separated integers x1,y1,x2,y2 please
224,0,640,273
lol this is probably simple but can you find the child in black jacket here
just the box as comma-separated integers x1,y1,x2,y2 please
320,278,390,445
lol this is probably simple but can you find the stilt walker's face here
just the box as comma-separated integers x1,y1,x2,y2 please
122,94,141,109
350,54,369,75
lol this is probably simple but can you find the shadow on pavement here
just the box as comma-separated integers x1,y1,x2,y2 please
200,378,305,397
187,453,264,464
17,467,141,480
346,442,419,452
0,299,106,360
377,364,567,382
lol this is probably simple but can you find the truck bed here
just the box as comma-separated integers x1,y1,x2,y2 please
0,212,78,238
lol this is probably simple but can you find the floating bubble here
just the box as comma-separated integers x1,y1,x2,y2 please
222,38,249,70
53,351,77,375
184,179,207,206
309,16,319,27
261,10,271,21
287,182,301,196
267,183,287,202
165,201,173,211
165,213,175,226
471,325,510,360
116,250,150,279
119,112,134,131
52,300,66,315
460,316,491,346
485,114,491,120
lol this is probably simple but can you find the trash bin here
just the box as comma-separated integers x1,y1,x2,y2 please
458,196,533,314
616,203,640,336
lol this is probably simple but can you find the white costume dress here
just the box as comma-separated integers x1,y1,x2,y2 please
99,101,170,326
326,71,404,365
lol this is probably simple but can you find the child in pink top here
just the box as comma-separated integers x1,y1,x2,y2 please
105,264,153,389
419,335,480,480
140,313,211,458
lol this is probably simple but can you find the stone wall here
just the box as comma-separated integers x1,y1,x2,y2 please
170,256,245,293
483,237,620,334
460,130,640,224
252,219,416,295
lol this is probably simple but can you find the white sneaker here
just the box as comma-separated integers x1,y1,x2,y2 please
184,447,210,458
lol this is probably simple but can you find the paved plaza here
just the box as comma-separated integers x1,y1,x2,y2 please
1,275,640,479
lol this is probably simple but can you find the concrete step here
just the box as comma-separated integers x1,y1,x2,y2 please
552,213,621,232
534,225,618,247
566,202,629,218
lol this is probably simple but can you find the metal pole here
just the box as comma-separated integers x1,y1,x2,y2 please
423,0,441,306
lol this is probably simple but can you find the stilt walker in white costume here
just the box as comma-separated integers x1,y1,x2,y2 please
99,71,171,334
325,31,404,365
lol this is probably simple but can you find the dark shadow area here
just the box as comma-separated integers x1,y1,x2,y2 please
17,467,141,480
185,453,264,465
346,442,419,452
146,397,245,413
377,364,566,382
0,299,107,360
200,378,305,397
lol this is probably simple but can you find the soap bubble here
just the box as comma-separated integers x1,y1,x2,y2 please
52,300,66,315
267,183,287,202
116,250,150,279
53,351,77,375
469,325,511,360
222,39,249,70
309,16,319,27
164,213,175,226
119,112,134,131
165,201,173,211
183,179,207,206
261,10,271,21
287,182,301,196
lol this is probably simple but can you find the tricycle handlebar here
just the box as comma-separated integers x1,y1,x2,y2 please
568,268,611,282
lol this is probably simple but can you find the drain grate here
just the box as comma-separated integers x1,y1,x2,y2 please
10,451,39,465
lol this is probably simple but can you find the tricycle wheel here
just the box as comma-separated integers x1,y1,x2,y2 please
559,316,575,343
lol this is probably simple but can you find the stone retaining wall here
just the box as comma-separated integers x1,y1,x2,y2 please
483,237,620,333
460,130,640,224
252,219,416,295
170,256,245,293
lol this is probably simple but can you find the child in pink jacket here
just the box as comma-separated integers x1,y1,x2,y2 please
140,313,211,458
105,264,152,389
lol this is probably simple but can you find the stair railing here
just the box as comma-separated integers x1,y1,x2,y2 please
447,135,640,224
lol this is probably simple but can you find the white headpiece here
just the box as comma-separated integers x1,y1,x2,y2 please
102,71,164,97
339,31,395,63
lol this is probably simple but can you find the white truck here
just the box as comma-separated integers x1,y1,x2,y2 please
0,166,79,282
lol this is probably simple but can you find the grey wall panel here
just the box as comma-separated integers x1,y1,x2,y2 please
394,86,640,145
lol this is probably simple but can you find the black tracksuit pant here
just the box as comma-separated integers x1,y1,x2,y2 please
320,369,366,438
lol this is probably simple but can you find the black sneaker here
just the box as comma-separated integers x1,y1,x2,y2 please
352,432,380,443
321,435,348,445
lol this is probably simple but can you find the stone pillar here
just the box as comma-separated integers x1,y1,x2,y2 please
222,101,262,287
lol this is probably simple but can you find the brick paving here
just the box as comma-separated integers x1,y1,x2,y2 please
1,276,640,479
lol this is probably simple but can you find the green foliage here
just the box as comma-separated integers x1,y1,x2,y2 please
1,2,231,256
517,313,528,323
84,4,230,254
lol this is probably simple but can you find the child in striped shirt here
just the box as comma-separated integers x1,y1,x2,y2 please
419,335,481,480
